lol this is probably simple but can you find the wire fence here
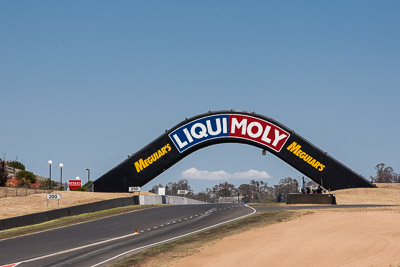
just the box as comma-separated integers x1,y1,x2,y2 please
0,186,51,198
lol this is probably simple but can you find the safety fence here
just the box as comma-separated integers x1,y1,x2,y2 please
0,186,50,198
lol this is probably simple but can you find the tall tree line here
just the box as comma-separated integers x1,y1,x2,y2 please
150,177,299,203
370,163,400,183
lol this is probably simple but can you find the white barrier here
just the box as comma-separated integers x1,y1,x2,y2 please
138,195,203,205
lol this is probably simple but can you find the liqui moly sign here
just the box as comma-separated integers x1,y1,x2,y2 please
169,114,290,153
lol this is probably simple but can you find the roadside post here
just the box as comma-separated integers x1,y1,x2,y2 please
129,186,141,195
47,193,62,208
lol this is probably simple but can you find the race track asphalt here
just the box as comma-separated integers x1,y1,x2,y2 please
0,203,254,267
0,203,393,267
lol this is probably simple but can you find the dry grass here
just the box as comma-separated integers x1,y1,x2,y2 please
0,187,49,198
334,183,400,205
0,205,157,240
0,190,155,219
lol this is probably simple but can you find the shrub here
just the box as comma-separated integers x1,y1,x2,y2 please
71,186,88,191
83,181,92,187
16,170,36,184
39,179,51,190
17,177,31,187
8,161,25,171
264,194,276,203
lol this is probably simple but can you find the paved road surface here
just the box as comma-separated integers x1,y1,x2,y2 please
0,203,393,267
0,204,254,267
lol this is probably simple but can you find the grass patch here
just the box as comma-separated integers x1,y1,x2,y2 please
249,203,286,207
317,206,400,213
112,209,312,267
0,205,158,240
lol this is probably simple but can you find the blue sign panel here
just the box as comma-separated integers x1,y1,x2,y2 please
169,114,229,152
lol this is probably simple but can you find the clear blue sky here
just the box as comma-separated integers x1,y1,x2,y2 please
1,1,399,192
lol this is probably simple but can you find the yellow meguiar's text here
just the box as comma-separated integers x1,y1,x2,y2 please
287,141,325,171
134,144,172,173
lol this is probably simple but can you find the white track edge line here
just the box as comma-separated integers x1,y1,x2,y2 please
13,204,255,266
21,232,137,263
90,204,256,267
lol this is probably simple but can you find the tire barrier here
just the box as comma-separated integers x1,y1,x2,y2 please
92,110,374,192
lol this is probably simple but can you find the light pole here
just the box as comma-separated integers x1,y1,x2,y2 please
59,163,63,190
48,160,53,191
86,168,90,183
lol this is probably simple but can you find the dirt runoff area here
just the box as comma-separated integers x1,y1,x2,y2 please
173,183,400,267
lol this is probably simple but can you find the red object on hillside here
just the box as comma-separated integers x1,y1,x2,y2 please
31,181,41,189
5,176,41,188
69,179,82,190
6,177,19,187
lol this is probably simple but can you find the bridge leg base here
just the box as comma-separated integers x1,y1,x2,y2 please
286,194,337,205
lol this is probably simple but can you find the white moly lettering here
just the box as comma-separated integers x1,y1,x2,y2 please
272,130,287,146
247,122,263,138
261,125,272,143
271,129,287,146
231,118,288,147
231,117,247,135
247,122,273,144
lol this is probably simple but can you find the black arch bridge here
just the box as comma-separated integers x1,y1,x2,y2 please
92,110,373,192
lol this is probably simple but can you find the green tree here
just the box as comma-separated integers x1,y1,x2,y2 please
16,170,36,185
370,163,399,183
193,190,214,202
238,183,252,202
239,180,273,203
149,183,164,194
8,160,25,171
273,177,299,202
166,179,193,196
212,182,237,198
83,181,92,187
39,179,51,190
